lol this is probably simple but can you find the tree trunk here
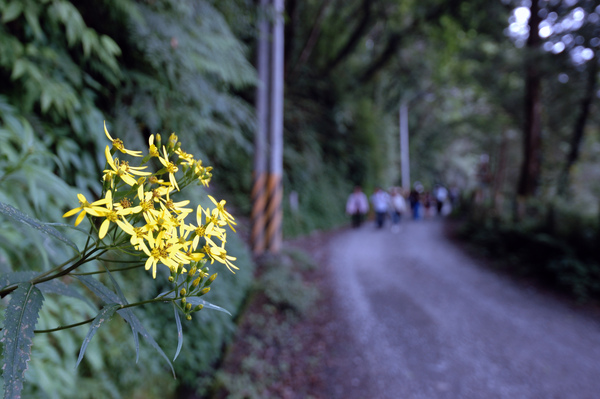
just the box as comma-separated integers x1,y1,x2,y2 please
517,1,542,203
557,55,598,197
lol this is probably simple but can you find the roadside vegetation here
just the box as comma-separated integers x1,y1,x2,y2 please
458,198,600,303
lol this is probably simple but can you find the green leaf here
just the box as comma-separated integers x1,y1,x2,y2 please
76,276,176,377
186,297,232,316
75,304,120,369
40,88,52,113
24,9,43,40
1,283,45,399
157,292,231,316
173,303,183,361
1,2,23,23
37,279,95,310
74,276,139,350
0,272,38,290
101,263,127,304
10,59,27,80
122,306,175,378
0,201,79,252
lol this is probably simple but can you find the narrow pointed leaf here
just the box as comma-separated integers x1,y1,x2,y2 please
37,279,95,309
173,303,183,361
101,264,127,304
0,202,78,252
155,292,231,316
123,309,176,378
76,276,175,377
185,297,232,316
0,272,38,290
75,275,122,304
75,304,120,368
75,276,140,358
1,283,44,399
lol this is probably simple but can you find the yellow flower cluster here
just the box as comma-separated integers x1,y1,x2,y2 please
63,122,238,279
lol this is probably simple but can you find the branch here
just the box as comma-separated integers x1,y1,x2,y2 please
359,32,402,83
358,0,463,84
287,0,334,77
324,0,375,71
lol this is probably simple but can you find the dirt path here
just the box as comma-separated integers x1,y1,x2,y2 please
317,219,600,399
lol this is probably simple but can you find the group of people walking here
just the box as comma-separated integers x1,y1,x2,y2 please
346,184,451,230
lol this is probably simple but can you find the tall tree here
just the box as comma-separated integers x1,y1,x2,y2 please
557,56,598,196
517,0,543,200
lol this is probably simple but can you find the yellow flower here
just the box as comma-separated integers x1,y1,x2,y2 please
121,186,156,221
175,148,195,167
63,193,110,226
202,238,238,273
158,146,179,191
167,132,178,149
104,121,143,157
103,146,151,187
142,230,182,279
115,217,150,252
159,190,192,217
144,208,178,233
214,247,238,273
148,135,160,158
194,162,212,186
96,190,129,239
207,195,237,232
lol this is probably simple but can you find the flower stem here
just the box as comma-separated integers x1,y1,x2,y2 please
71,263,145,276
31,297,177,334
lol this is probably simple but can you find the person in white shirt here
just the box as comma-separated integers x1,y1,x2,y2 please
390,187,407,232
370,187,390,229
346,186,369,228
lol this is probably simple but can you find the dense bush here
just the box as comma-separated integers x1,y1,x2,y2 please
459,202,600,301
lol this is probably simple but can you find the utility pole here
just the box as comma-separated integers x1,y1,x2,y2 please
400,102,410,192
251,0,284,255
266,0,284,253
250,0,270,255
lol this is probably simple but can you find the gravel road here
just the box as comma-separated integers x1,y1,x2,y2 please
321,219,600,399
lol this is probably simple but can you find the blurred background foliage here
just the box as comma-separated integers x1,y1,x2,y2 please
2,0,600,396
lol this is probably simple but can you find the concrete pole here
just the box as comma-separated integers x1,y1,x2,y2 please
250,0,270,255
400,102,410,192
266,0,284,253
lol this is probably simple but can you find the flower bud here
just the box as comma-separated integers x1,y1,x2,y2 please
180,288,187,296
168,133,178,149
181,297,187,305
205,274,217,287
186,315,192,321
200,287,211,295
168,276,175,283
186,303,192,311
192,277,201,287
194,304,204,312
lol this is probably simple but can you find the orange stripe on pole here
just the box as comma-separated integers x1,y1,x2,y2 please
251,172,267,255
265,173,282,253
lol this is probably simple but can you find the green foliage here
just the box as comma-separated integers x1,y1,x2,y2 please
212,249,320,398
258,254,319,315
459,201,600,302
